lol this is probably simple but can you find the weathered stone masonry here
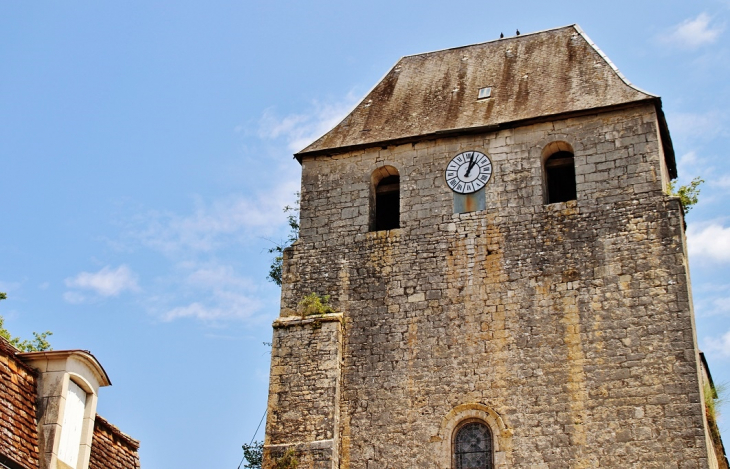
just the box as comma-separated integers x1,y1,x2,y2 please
265,26,721,469
267,315,343,469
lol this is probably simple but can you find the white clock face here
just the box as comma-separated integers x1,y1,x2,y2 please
444,150,493,194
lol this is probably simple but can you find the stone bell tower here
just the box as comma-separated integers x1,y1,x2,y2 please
263,25,726,468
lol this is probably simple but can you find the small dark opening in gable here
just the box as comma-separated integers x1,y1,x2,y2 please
375,175,400,231
545,151,577,204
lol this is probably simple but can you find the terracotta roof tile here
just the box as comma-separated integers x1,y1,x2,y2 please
89,415,140,469
0,339,39,469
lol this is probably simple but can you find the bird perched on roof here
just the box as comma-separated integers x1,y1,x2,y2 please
516,29,520,35
500,32,504,38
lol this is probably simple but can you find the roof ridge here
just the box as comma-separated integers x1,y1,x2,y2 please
400,24,578,60
297,24,659,158
572,24,656,98
95,414,141,449
295,25,582,158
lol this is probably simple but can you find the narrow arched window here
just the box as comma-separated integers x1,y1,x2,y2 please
454,421,493,469
544,143,577,204
370,166,400,231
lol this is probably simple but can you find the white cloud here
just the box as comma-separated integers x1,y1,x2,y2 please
710,296,730,315
62,291,86,304
157,262,266,322
704,330,730,357
667,111,726,145
712,175,730,189
0,280,22,295
687,223,730,262
161,297,260,322
113,96,360,323
694,294,730,317
659,13,724,49
184,263,258,290
678,151,699,166
116,185,298,323
677,151,699,174
64,265,140,300
128,188,299,256
126,95,351,259
258,93,360,152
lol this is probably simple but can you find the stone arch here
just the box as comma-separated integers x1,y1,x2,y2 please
431,403,512,469
67,372,95,394
369,165,400,231
541,140,575,163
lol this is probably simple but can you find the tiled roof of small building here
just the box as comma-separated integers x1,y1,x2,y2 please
0,339,39,469
297,25,672,168
89,415,141,469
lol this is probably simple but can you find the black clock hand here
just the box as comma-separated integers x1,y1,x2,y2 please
464,153,476,177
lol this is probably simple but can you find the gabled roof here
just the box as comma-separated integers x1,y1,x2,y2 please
297,25,674,176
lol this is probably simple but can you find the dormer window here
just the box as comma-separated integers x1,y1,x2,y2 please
17,350,111,469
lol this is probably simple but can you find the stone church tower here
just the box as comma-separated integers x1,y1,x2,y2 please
263,25,726,468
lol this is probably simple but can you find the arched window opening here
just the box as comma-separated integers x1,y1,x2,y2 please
370,166,400,231
454,421,493,469
545,150,577,204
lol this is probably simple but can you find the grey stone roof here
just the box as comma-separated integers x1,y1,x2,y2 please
297,25,668,162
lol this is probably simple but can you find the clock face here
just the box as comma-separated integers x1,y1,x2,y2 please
444,150,493,194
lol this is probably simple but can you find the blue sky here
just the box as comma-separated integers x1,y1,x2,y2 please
1,2,730,467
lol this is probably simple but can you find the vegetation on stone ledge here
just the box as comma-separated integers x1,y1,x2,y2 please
704,381,726,454
668,177,704,215
297,293,335,317
0,292,53,352
273,448,299,469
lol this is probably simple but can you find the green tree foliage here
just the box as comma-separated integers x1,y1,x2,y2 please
241,441,263,469
668,177,704,215
0,293,53,352
267,194,300,286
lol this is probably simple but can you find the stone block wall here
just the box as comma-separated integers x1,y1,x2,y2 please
268,103,713,468
265,315,343,469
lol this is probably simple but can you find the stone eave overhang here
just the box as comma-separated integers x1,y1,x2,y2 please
295,98,677,180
